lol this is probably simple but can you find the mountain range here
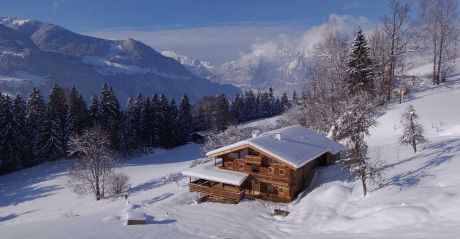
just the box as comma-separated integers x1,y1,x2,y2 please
0,17,239,103
161,50,310,95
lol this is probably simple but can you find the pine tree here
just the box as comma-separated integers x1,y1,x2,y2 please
157,94,172,148
347,29,375,96
177,94,193,145
12,95,31,167
400,105,427,153
292,90,298,104
141,97,154,147
99,84,121,149
150,94,161,147
333,93,378,197
169,98,179,147
280,92,291,110
26,88,47,163
0,94,21,174
41,85,67,160
89,95,99,127
66,87,89,137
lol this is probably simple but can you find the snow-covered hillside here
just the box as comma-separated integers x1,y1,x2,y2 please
1,73,460,238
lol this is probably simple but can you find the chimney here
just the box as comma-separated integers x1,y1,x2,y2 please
275,133,282,140
252,130,261,138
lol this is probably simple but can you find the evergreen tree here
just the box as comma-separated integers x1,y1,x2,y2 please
157,94,172,148
89,95,99,127
0,94,21,174
99,84,121,149
177,94,193,145
169,98,179,147
347,29,375,96
26,88,47,163
400,105,427,153
12,95,31,167
280,92,291,110
66,87,89,136
150,94,161,147
292,90,298,104
41,85,67,160
141,97,155,147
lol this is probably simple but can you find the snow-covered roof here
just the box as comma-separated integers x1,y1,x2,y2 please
182,160,249,186
206,125,345,169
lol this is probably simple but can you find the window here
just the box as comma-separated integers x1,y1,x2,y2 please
239,163,245,170
252,165,260,173
250,149,260,156
267,184,273,193
279,169,285,176
262,156,270,165
278,187,284,194
228,152,239,159
268,167,274,174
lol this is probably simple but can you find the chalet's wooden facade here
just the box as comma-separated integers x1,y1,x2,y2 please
183,125,344,203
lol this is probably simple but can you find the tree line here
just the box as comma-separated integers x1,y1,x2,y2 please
0,84,291,175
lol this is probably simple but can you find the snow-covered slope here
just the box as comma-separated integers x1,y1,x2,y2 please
161,50,215,80
0,17,239,102
2,70,460,238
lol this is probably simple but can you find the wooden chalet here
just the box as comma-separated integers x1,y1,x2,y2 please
182,125,344,203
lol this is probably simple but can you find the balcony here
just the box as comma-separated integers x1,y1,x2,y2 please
244,155,261,164
189,179,246,203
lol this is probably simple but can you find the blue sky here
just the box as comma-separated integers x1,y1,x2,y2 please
0,0,401,64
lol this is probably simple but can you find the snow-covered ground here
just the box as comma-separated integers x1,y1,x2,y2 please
2,74,460,238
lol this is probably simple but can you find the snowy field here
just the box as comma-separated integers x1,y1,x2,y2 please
2,76,460,238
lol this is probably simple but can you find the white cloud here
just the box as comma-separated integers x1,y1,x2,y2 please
228,14,375,68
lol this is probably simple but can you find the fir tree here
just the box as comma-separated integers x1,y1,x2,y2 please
177,94,192,145
400,105,427,153
99,84,121,149
346,29,375,96
12,95,31,167
89,95,99,127
0,94,21,173
26,88,47,163
41,85,67,160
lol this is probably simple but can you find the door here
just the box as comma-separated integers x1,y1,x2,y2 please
251,180,260,195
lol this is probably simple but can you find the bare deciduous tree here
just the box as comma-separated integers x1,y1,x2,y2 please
418,0,459,85
67,128,126,200
381,0,412,100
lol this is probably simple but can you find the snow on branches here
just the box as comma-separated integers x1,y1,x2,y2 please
399,105,427,153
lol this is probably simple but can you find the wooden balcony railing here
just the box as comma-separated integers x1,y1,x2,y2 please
244,155,261,164
251,174,289,184
189,181,245,202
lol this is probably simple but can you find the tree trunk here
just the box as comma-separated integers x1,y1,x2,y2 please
412,139,417,153
361,172,367,197
95,175,101,201
438,24,445,85
433,39,438,85
399,61,405,104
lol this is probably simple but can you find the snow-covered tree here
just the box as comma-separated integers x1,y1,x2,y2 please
41,85,67,161
177,94,193,145
26,88,47,163
400,105,427,153
347,29,375,96
67,128,120,200
333,92,379,197
99,84,121,149
0,94,21,174
89,95,99,127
